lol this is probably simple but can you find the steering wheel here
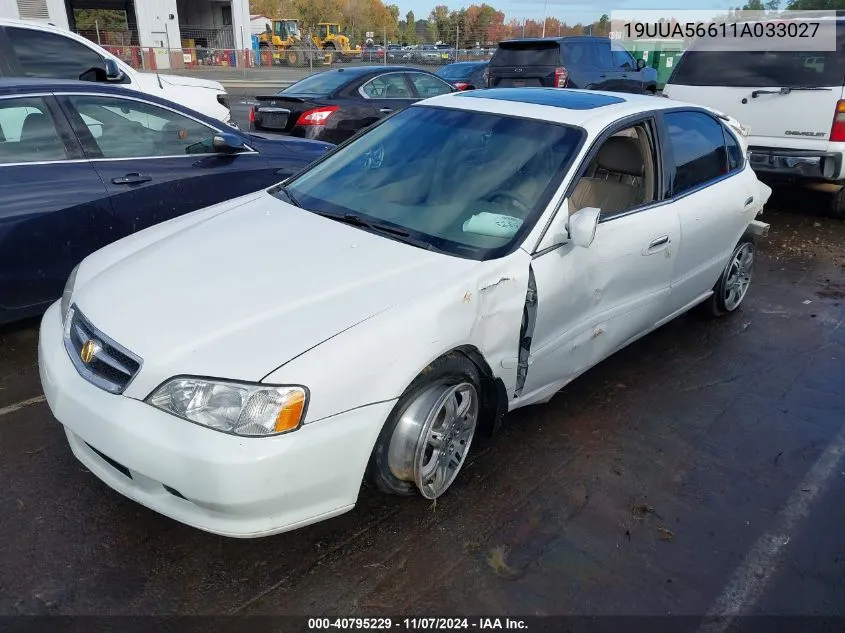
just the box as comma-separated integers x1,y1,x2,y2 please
487,189,533,216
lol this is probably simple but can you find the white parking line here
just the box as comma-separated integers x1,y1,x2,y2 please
0,395,46,418
701,422,845,632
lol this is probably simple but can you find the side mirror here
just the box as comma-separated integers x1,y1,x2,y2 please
568,206,601,248
212,133,246,153
104,58,125,81
636,58,646,70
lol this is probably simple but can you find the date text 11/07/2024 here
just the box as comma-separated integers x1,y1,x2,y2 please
306,618,529,630
619,20,821,39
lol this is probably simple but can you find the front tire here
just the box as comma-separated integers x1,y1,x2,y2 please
701,236,755,317
367,354,482,499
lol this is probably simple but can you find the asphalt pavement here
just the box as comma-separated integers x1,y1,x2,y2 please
0,189,843,619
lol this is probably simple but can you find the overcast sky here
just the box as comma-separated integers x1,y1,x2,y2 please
395,0,740,25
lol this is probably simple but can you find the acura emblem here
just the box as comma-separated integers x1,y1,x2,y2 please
80,339,101,364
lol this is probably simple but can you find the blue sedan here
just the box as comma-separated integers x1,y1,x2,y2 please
0,78,332,326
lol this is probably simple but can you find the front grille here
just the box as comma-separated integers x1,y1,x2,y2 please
63,306,142,394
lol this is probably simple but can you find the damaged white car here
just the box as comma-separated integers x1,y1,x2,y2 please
39,88,771,538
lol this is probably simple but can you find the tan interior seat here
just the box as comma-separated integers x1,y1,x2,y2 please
569,136,645,214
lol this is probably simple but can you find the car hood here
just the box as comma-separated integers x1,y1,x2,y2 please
139,72,225,92
73,192,474,397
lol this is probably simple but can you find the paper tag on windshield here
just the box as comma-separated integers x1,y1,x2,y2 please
462,212,523,239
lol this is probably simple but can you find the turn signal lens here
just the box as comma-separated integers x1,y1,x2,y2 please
274,389,306,432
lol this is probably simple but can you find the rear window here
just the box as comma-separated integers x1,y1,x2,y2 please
669,24,845,88
492,42,560,66
280,71,351,96
437,64,474,79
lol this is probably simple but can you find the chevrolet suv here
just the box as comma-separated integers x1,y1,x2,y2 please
664,17,845,217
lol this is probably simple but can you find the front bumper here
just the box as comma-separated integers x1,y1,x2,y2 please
747,147,843,183
38,301,393,538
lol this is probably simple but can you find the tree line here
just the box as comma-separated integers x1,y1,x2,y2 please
250,0,613,46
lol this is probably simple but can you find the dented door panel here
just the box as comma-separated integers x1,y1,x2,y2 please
515,205,680,407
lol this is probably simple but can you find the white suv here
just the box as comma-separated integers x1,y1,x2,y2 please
0,19,232,124
663,18,845,217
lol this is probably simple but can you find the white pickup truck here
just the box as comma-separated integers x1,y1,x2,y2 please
0,19,232,124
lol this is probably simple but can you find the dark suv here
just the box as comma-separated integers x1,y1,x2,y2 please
487,37,658,94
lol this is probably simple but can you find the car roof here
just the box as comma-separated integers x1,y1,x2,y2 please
0,78,221,123
416,88,707,130
497,36,608,46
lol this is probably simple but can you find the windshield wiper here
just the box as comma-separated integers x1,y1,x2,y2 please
313,210,410,237
276,184,302,208
751,86,833,98
311,210,439,250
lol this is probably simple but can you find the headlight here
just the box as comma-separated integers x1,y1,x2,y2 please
61,263,80,324
146,377,307,437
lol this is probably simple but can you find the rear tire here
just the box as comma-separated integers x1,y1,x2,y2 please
830,186,845,219
700,236,756,318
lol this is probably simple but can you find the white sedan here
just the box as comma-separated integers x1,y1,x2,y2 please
39,88,771,538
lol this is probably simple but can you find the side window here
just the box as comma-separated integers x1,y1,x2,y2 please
7,27,106,80
612,48,635,69
591,41,615,69
67,96,216,159
569,123,656,218
563,41,593,67
0,97,68,164
665,111,729,196
361,74,411,98
408,73,453,98
723,125,743,172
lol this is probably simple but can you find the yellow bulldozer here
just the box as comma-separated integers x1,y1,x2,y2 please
311,23,360,62
257,19,328,66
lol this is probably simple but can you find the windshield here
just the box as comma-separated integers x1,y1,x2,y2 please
280,106,584,260
280,71,350,96
437,64,476,79
492,42,560,66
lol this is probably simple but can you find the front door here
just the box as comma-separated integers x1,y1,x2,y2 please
58,94,274,236
519,120,680,403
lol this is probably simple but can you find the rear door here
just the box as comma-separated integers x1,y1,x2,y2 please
59,93,275,235
353,72,417,122
560,39,603,89
489,41,561,88
664,23,845,152
0,95,113,313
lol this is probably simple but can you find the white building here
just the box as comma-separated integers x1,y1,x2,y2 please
0,0,251,68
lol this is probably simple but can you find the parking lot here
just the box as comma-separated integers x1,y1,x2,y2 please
1,187,843,617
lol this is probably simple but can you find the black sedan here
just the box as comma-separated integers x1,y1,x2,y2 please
249,66,456,143
0,78,332,326
435,61,489,91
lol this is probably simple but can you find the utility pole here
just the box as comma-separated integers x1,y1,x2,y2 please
456,24,459,59
384,26,387,65
542,1,547,37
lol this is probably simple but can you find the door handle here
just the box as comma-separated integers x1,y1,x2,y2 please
744,196,754,206
379,108,393,114
112,173,152,185
648,235,670,249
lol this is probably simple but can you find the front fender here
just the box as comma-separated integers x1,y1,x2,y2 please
263,250,532,423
